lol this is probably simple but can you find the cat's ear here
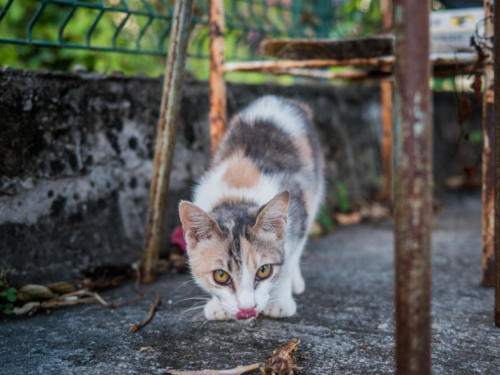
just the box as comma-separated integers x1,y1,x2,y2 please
179,201,221,250
251,191,290,241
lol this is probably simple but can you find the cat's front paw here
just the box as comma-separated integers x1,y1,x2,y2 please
204,297,229,320
263,297,297,318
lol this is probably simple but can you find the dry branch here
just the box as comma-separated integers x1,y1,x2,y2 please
165,339,303,375
165,363,260,375
130,294,161,332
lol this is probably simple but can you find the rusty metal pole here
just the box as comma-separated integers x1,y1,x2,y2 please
380,0,393,202
393,1,432,374
140,0,194,284
494,0,500,327
482,0,496,287
209,0,227,155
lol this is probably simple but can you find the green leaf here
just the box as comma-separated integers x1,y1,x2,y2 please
334,181,351,213
0,280,4,287
6,288,17,302
2,303,13,315
316,205,334,229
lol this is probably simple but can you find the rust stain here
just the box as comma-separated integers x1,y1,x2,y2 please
494,0,500,327
380,80,393,202
209,0,227,155
394,0,432,373
481,0,496,288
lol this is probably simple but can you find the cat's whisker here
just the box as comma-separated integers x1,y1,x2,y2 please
179,303,206,317
196,318,211,331
172,296,210,306
170,279,196,295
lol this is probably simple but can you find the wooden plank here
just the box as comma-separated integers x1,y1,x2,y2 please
224,53,477,77
260,36,394,60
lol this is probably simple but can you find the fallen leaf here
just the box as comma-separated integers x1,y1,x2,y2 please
335,212,362,226
13,302,40,315
140,347,151,352
18,284,56,300
260,338,302,375
46,281,77,294
165,363,260,375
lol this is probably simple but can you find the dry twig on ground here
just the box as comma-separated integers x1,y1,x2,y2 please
165,339,303,375
165,363,260,375
129,294,161,332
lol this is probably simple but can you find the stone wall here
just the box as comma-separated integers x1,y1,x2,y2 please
0,68,482,283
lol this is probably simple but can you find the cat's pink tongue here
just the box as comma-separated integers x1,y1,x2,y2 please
236,309,258,320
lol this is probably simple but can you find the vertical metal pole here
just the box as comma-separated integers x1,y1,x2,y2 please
209,0,227,155
494,0,500,327
393,1,432,374
140,0,194,284
482,0,496,287
380,0,393,202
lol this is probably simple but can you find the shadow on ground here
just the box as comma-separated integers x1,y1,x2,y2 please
2,193,498,374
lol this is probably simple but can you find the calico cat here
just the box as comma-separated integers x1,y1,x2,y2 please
179,95,324,320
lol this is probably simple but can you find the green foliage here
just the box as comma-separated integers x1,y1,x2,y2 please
0,270,17,315
334,181,352,213
0,0,383,80
316,205,334,229
468,130,482,145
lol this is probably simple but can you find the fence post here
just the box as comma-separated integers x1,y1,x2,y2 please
380,0,393,202
140,0,194,284
393,1,432,374
494,0,500,327
482,0,496,287
209,0,227,155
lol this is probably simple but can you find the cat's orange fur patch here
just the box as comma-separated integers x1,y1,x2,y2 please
188,237,229,277
222,157,261,188
294,134,313,166
240,237,259,269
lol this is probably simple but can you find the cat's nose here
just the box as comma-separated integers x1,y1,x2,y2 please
236,290,256,311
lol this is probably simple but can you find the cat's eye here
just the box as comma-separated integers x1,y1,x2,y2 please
255,264,273,281
213,269,231,285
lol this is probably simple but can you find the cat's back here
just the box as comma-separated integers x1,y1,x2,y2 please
214,95,322,176
194,96,323,220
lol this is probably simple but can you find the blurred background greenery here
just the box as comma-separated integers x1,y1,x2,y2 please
0,0,479,91
0,0,382,81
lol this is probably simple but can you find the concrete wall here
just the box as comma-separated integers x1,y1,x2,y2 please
0,68,482,283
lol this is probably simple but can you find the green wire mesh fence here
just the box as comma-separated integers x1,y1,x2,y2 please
0,0,382,61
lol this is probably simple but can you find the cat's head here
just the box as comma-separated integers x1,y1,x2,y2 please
178,192,289,320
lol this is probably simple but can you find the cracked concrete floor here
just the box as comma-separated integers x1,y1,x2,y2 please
1,193,499,374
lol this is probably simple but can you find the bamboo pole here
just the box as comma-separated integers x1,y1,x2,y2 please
393,0,432,373
209,0,227,155
140,0,194,284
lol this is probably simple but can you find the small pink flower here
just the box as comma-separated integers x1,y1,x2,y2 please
170,226,186,252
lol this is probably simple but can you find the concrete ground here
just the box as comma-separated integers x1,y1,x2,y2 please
2,193,499,374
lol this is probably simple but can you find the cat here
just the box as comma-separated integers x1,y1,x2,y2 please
179,95,324,320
